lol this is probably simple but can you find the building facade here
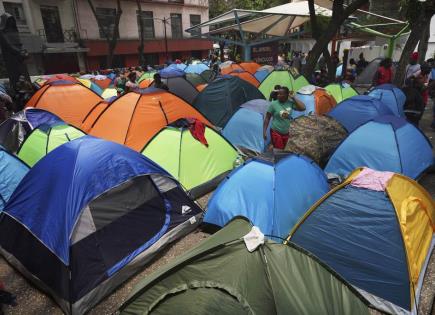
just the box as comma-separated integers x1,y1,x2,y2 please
0,0,211,75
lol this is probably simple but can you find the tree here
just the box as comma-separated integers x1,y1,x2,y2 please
136,0,145,66
86,0,123,68
303,0,369,79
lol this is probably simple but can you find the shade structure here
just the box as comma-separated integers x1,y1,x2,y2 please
17,123,86,167
184,63,210,74
254,65,274,82
228,70,260,87
25,81,103,129
142,120,239,198
368,84,406,117
0,146,28,211
328,95,395,132
285,115,348,166
162,76,199,105
192,76,265,127
292,85,337,118
324,83,358,103
120,217,375,315
88,89,212,151
0,136,202,315
239,61,261,74
205,155,329,239
259,70,309,98
288,168,435,315
325,116,433,179
0,108,62,154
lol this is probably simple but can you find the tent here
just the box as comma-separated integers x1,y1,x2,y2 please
0,108,62,154
228,70,260,87
368,84,406,117
328,95,395,132
0,136,202,315
220,63,243,75
44,74,78,85
292,85,337,118
288,168,435,315
184,63,209,74
91,77,113,90
199,69,213,82
25,81,103,129
325,116,433,179
259,70,309,98
139,78,153,89
88,89,212,151
254,65,274,83
17,123,86,167
205,155,329,238
162,76,199,105
324,83,358,103
0,146,28,211
185,73,207,87
142,119,239,198
223,99,271,153
192,76,265,127
101,88,118,100
239,61,261,74
138,72,157,82
119,217,376,315
77,78,103,96
285,115,348,166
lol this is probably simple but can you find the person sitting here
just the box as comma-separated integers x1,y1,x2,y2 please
263,86,306,150
153,73,169,91
125,72,138,93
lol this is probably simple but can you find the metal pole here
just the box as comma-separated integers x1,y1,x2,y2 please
163,17,169,61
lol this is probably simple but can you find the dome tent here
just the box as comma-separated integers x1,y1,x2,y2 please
259,70,309,98
254,65,274,82
239,61,261,74
184,63,210,74
142,119,240,199
292,85,337,118
288,168,435,315
205,155,329,239
159,68,199,104
228,70,260,87
368,83,406,117
0,136,202,315
120,218,377,315
192,76,265,127
324,83,358,103
328,95,395,132
325,116,433,179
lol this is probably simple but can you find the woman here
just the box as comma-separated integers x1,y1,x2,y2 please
373,58,393,86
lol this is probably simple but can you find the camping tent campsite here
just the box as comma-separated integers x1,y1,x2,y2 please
292,85,337,118
228,70,260,87
259,70,309,98
324,83,359,103
368,84,406,117
159,69,199,104
0,136,202,315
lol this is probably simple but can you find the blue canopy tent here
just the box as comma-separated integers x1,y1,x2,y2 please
368,84,406,117
0,136,202,315
204,155,329,238
184,63,210,74
328,95,395,132
325,116,433,179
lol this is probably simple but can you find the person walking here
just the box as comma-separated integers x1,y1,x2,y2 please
356,53,368,75
263,86,306,150
373,58,393,86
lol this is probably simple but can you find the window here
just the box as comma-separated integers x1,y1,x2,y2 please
137,11,155,39
190,14,201,36
170,13,182,39
40,6,64,43
3,2,27,25
95,7,118,39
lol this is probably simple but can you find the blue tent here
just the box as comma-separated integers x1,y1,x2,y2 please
328,95,395,132
0,146,28,211
184,63,209,74
368,84,406,117
0,136,202,314
159,67,185,78
254,65,274,83
325,116,433,179
204,155,329,238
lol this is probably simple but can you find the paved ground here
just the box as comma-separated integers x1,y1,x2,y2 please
1,109,434,315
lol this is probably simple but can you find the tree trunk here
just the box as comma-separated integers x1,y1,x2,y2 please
136,0,145,66
393,11,433,86
418,23,430,64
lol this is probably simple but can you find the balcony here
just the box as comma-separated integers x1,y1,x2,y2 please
37,29,89,54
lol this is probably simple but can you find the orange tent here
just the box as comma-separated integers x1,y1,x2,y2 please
221,64,243,75
228,71,260,88
313,89,337,115
239,62,261,74
92,77,112,89
26,82,103,128
139,78,153,89
44,74,78,84
87,90,212,151
196,83,208,92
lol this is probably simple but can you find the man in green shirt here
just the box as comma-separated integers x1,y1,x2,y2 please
263,86,305,149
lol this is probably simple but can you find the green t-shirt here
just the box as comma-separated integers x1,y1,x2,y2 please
267,99,294,134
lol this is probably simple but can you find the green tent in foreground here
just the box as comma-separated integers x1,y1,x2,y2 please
120,218,376,315
325,83,359,103
259,70,309,99
142,123,239,198
17,124,85,166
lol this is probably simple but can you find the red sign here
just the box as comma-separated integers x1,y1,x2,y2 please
251,42,278,65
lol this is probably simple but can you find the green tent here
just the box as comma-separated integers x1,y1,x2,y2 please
17,124,85,167
120,218,377,315
259,70,309,99
138,71,157,82
325,83,359,103
142,123,239,198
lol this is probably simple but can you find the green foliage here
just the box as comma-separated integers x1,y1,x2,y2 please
399,0,435,24
209,0,289,18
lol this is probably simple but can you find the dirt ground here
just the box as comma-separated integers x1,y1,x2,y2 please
1,108,434,315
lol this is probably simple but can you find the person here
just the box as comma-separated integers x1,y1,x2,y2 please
292,52,302,74
125,72,138,93
153,73,169,91
14,75,34,112
263,86,306,150
348,58,357,81
373,58,393,86
269,85,281,101
115,72,127,94
414,63,431,108
403,77,425,127
405,52,421,81
356,53,368,75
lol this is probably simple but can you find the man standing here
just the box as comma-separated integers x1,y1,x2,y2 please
263,87,306,150
405,52,421,81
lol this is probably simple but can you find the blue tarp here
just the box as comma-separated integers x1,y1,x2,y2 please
205,155,329,238
3,136,170,264
291,185,410,311
328,95,395,132
368,84,406,117
325,116,433,179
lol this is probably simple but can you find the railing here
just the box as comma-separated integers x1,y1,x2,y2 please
37,29,82,43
